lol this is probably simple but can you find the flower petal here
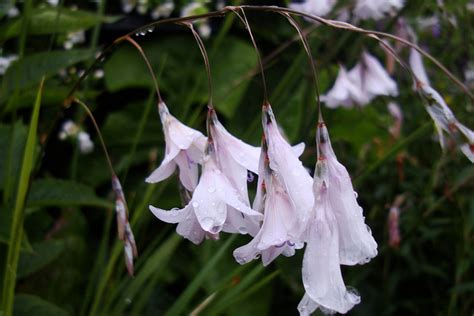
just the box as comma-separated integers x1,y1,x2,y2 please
174,150,199,191
149,204,191,224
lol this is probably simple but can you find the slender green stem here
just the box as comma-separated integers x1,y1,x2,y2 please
1,78,44,316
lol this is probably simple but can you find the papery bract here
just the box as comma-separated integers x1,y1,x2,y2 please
298,160,360,315
146,102,207,191
317,122,378,265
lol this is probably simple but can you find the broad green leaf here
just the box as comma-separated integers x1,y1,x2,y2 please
1,49,94,96
0,8,119,41
14,294,69,316
17,239,66,278
1,78,44,316
26,178,113,209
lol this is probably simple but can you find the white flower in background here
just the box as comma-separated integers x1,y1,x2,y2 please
137,0,148,15
322,52,398,108
233,137,303,266
149,151,263,243
7,6,19,18
181,2,211,38
78,131,94,154
64,31,85,50
47,0,59,6
0,55,18,75
289,0,336,17
321,65,370,108
316,122,378,265
298,159,361,315
121,0,137,13
58,120,79,140
151,1,175,19
146,102,207,191
354,0,404,20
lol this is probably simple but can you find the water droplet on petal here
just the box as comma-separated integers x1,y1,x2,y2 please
200,217,213,229
238,226,248,234
353,191,358,198
192,202,199,208
214,169,222,175
207,186,216,193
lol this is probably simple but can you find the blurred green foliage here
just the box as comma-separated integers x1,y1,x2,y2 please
0,0,473,315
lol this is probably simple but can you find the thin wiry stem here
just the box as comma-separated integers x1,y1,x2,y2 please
230,7,269,105
183,22,214,109
65,5,473,104
282,13,322,120
122,36,163,103
73,98,115,177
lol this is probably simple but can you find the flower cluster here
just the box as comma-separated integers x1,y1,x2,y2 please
147,100,378,314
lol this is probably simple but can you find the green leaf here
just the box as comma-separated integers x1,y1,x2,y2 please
1,49,94,96
14,294,69,316
0,123,27,192
26,178,113,209
211,37,258,118
17,239,66,279
0,205,33,252
1,78,44,316
0,8,119,42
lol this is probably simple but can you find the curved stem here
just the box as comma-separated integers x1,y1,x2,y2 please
230,7,269,105
183,22,214,109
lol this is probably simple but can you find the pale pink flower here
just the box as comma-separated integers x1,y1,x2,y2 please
322,52,398,108
298,160,360,315
233,137,302,266
321,65,370,108
317,122,378,265
150,150,263,244
354,0,404,20
146,102,207,191
289,0,336,17
409,48,430,87
419,86,474,162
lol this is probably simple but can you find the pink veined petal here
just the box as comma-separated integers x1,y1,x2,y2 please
149,204,191,224
145,144,180,183
176,210,206,245
409,47,430,86
174,150,199,191
318,123,378,265
297,293,319,316
302,200,360,314
265,110,313,228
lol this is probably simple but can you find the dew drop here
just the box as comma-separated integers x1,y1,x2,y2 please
208,186,216,193
147,27,154,33
214,169,222,175
192,201,199,208
200,217,213,230
238,226,248,234
353,191,358,198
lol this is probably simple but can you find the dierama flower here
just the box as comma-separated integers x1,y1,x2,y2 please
289,0,336,17
354,0,404,20
233,136,302,266
149,142,263,244
298,159,360,315
388,102,403,139
316,121,378,265
146,102,207,191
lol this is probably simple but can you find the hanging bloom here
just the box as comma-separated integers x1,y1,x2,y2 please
289,0,336,17
321,65,370,108
409,48,430,87
348,52,398,100
146,102,207,191
77,131,94,154
317,122,378,265
419,86,474,162
298,159,361,315
322,52,398,108
233,136,302,266
150,146,263,244
151,0,174,19
354,0,404,20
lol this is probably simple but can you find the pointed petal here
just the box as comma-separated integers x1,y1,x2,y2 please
292,142,306,157
145,147,179,183
409,48,430,86
297,293,319,316
149,204,190,223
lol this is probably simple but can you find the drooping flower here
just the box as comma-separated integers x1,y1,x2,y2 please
151,0,174,19
322,52,398,108
298,159,361,315
317,121,378,265
146,102,207,191
289,0,336,17
320,65,370,108
409,48,430,87
150,142,263,244
233,135,302,266
354,0,404,20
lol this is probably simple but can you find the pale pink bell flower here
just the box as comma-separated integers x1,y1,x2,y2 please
146,102,207,191
298,159,361,315
354,0,404,20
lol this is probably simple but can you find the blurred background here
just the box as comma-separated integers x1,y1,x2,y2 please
0,0,473,315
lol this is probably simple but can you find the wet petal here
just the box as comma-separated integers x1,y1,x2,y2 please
409,47,430,86
149,204,191,224
145,146,179,183
361,52,398,97
174,150,199,191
